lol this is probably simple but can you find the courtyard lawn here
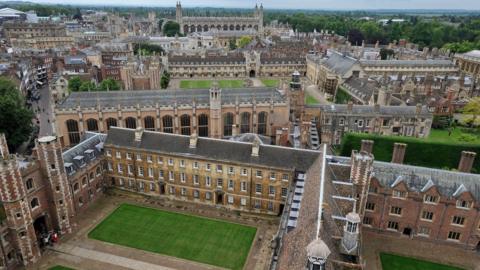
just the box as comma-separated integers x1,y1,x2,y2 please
218,79,244,88
48,266,75,270
261,79,279,87
179,80,212,89
305,94,320,105
89,204,256,270
427,128,480,144
380,253,464,270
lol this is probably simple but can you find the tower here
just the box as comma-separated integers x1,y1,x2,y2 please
350,150,374,217
0,134,41,266
341,212,361,254
176,2,183,33
209,82,222,138
36,136,74,234
258,4,264,35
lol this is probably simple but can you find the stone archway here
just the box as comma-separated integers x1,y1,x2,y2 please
249,70,256,78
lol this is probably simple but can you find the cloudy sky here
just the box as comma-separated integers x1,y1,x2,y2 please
6,0,480,10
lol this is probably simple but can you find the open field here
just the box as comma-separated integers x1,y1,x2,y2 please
380,253,464,270
305,94,320,105
428,128,480,144
261,79,279,87
88,204,256,270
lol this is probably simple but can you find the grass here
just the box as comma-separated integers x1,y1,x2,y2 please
335,86,352,104
261,79,279,87
305,94,320,105
380,253,464,270
89,204,256,270
427,128,480,144
179,80,244,89
48,266,75,270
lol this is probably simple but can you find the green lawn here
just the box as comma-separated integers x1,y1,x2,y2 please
89,204,256,270
261,79,279,87
179,80,244,89
48,266,75,270
427,128,480,144
380,253,464,270
306,94,320,105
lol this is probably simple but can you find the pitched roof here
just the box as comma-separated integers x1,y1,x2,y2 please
307,104,432,117
104,127,320,172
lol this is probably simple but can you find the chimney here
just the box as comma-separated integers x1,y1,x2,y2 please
391,143,407,164
458,151,477,173
347,101,353,113
0,133,9,159
189,132,198,148
360,140,374,154
416,103,422,115
134,127,144,142
251,137,261,157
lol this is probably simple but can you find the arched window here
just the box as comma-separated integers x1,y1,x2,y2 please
86,118,98,132
183,25,189,33
223,24,228,31
190,25,195,32
180,114,191,135
82,177,87,186
162,115,173,133
106,118,117,130
198,114,208,137
197,25,202,32
30,198,39,209
257,112,268,135
125,117,136,129
203,25,208,32
236,25,240,30
144,116,155,131
66,119,80,145
229,25,234,31
26,178,34,190
89,172,94,180
73,183,79,191
96,166,101,176
79,196,84,205
240,112,251,133
223,113,234,137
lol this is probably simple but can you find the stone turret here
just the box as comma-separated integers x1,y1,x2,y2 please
209,82,222,138
341,212,361,254
350,149,374,217
306,239,331,270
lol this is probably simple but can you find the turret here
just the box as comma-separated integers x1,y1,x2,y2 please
341,212,361,254
209,82,222,138
306,239,331,270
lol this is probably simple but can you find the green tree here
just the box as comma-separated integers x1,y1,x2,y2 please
68,76,82,92
79,81,97,92
463,97,480,127
163,21,181,37
160,71,170,89
99,79,120,91
238,36,252,48
360,21,384,44
0,77,33,150
229,38,237,50
380,48,395,60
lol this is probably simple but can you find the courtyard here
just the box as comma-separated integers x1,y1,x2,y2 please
380,253,465,270
179,79,245,89
89,204,256,270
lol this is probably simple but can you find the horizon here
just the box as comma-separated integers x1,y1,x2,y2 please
3,0,480,11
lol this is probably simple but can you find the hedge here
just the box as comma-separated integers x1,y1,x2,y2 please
339,133,480,174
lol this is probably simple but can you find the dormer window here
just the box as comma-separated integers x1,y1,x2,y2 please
73,155,86,168
424,195,438,204
65,163,75,175
392,190,407,199
456,200,471,209
84,149,95,160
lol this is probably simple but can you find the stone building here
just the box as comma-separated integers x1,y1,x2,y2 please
305,103,433,145
119,55,163,90
176,2,264,36
2,22,74,49
0,132,105,268
454,50,480,77
104,127,320,215
54,86,289,147
97,43,134,83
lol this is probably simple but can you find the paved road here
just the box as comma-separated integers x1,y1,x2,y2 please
31,86,54,137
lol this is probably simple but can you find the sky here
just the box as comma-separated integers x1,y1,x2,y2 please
4,0,480,10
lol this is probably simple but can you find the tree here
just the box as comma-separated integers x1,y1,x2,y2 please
73,7,82,21
99,79,120,91
157,19,164,32
347,28,364,46
229,38,237,50
238,36,252,48
163,21,181,37
79,81,97,92
380,48,395,60
0,77,33,150
68,76,82,92
463,97,480,127
160,71,170,89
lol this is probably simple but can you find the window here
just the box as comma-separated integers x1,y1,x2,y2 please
254,200,261,209
126,152,132,160
117,164,123,174
369,185,378,193
108,162,113,171
169,186,175,194
418,226,430,236
168,158,174,166
157,156,163,164
136,154,142,161
270,172,276,180
421,211,434,221
392,190,407,198
150,183,155,191
447,231,461,241
282,174,289,181
241,168,248,176
106,150,112,157
180,173,186,183
206,163,211,171
228,179,234,190
193,161,199,169
269,186,275,196
169,171,174,181
82,177,87,186
159,170,164,179
241,182,247,192
31,198,40,209
148,167,154,178
180,160,185,167
194,190,199,198
363,216,373,225
390,206,402,216
452,216,465,226
181,188,187,196
193,175,199,185
256,170,263,178
387,221,399,231
206,192,212,200
255,184,262,194
281,187,288,197
268,202,274,211
228,167,234,174
127,164,133,175
365,202,375,211
424,195,438,204
147,155,152,163
228,196,234,204
206,176,211,187
223,113,234,136
241,198,247,206
217,178,223,188
456,200,471,209
26,178,34,190
198,114,209,137
138,166,144,176
216,165,222,172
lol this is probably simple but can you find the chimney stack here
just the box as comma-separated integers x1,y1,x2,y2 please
189,132,198,148
134,127,144,142
251,137,261,157
347,101,353,113
458,151,477,173
360,140,374,154
391,143,407,164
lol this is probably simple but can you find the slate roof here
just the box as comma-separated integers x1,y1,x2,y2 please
323,51,358,77
56,88,285,109
105,127,320,172
360,59,455,67
62,132,106,176
307,104,432,117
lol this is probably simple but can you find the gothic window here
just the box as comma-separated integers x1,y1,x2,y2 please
162,115,173,133
240,112,251,133
144,116,155,131
106,118,117,130
30,198,39,209
86,118,98,132
26,178,34,190
223,113,234,136
229,25,234,31
203,25,208,32
257,112,268,135
183,25,189,33
198,114,208,137
180,114,191,135
236,25,240,30
125,117,136,129
66,119,80,145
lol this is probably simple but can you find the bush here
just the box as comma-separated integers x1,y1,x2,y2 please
339,133,480,173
